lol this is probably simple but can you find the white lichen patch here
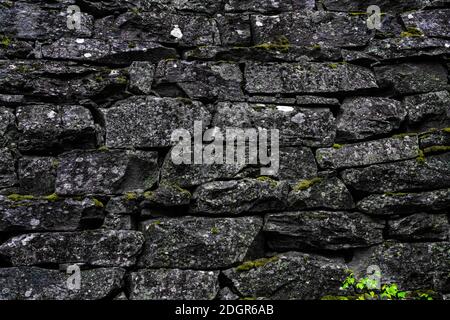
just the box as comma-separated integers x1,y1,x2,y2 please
84,53,92,58
76,38,85,44
276,106,294,112
170,25,183,39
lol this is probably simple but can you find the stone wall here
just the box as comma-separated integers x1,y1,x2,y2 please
0,0,449,300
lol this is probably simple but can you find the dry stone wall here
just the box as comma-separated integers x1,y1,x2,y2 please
0,0,449,300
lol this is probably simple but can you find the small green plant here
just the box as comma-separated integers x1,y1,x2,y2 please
332,143,343,149
211,226,219,235
124,192,138,201
92,198,104,208
293,177,322,192
43,193,59,202
0,35,11,47
416,149,426,164
328,63,339,69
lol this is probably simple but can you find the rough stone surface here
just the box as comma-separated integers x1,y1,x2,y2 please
336,97,406,142
56,150,159,195
0,230,144,267
316,136,419,169
18,157,57,195
387,214,449,241
0,267,125,300
341,153,450,193
128,269,220,300
138,216,263,269
0,148,17,191
404,91,450,130
264,211,384,251
223,252,348,299
357,188,450,216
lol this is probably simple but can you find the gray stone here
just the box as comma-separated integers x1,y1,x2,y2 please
387,214,449,241
128,269,220,300
251,11,373,48
41,38,177,65
154,60,244,101
225,0,315,12
0,267,125,300
357,188,450,216
142,183,191,208
138,216,263,269
0,230,144,267
404,91,450,130
0,196,102,232
0,147,17,191
18,157,57,195
341,153,450,193
103,96,211,148
217,287,239,300
316,136,419,169
16,105,99,153
213,102,336,147
264,211,383,251
189,179,289,215
128,61,155,95
277,147,318,181
402,9,450,38
420,129,450,150
0,106,15,146
245,62,378,94
102,213,133,230
216,14,252,46
56,150,159,195
223,252,348,299
349,242,450,291
288,176,355,210
375,63,448,95
105,196,139,215
336,97,406,142
296,96,340,107
322,0,429,12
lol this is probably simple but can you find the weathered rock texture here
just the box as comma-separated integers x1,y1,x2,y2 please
0,0,449,301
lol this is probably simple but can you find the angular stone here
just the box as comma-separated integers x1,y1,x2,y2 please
128,61,155,95
357,188,450,215
404,91,450,130
336,97,406,142
364,38,450,61
95,10,219,47
0,230,144,267
225,0,315,12
16,105,99,153
264,211,383,251
0,106,15,146
402,9,450,38
349,242,450,291
189,179,289,215
213,102,336,147
0,2,93,40
141,0,224,14
387,214,449,241
160,148,245,188
322,0,429,13
251,11,373,48
216,14,252,46
105,196,139,215
0,39,34,60
103,96,211,148
18,157,57,195
296,96,340,107
375,63,448,95
0,196,102,232
56,150,159,195
341,153,450,193
316,136,419,170
223,252,348,299
102,214,133,231
0,267,125,300
245,62,378,94
128,269,220,300
138,216,263,269
277,147,318,181
288,176,355,210
41,38,177,65
0,147,17,191
420,128,450,150
154,60,244,101
142,183,191,208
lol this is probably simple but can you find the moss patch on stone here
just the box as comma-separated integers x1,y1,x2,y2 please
423,146,450,154
7,194,35,202
293,177,322,192
236,256,279,272
416,149,426,165
256,176,278,187
332,143,343,149
400,27,424,38
92,198,104,208
43,193,59,202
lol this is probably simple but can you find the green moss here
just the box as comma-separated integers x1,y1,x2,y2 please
0,35,11,47
211,226,219,235
128,41,136,49
51,159,60,168
321,295,351,300
143,191,154,200
7,194,35,202
392,132,417,139
400,27,424,38
130,7,142,14
349,12,367,16
162,182,191,197
16,65,31,73
254,36,290,52
43,193,59,202
293,177,322,192
95,75,104,82
124,192,138,201
116,76,127,84
98,146,109,152
416,149,426,165
1,1,14,8
256,176,278,187
236,256,279,272
240,297,257,300
328,63,339,69
310,44,321,50
423,145,450,154
442,127,450,133
332,143,343,149
92,198,104,208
